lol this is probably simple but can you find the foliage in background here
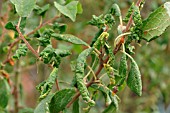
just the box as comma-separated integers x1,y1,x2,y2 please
0,0,170,113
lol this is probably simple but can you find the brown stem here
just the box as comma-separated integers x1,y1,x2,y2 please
16,18,39,58
55,79,60,91
2,38,20,65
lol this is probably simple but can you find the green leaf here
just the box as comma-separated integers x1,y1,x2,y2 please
142,2,170,41
5,22,17,31
118,53,127,85
88,15,105,28
91,83,112,106
75,48,95,106
53,23,67,33
102,96,119,113
13,44,28,59
40,45,70,68
49,89,76,113
51,33,89,46
72,99,79,113
126,54,142,96
109,3,121,17
5,17,27,32
54,1,78,22
37,29,54,47
0,78,10,108
77,2,83,14
90,28,104,46
54,49,71,57
34,94,54,113
104,14,115,28
10,0,36,17
36,68,58,100
123,2,134,23
34,4,50,16
129,5,143,41
104,43,115,67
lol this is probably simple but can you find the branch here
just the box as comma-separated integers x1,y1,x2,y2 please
3,15,60,65
66,0,143,108
16,17,39,58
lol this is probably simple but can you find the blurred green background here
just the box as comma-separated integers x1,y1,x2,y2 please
0,0,170,113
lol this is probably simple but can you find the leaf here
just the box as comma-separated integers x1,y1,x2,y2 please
51,33,89,46
13,44,28,59
5,22,17,31
0,78,10,108
54,1,78,21
104,14,115,28
88,15,105,28
90,28,104,46
142,2,170,41
104,43,115,67
53,23,67,33
102,96,119,113
10,0,36,17
130,5,143,41
109,3,121,17
34,4,50,16
72,99,79,113
118,53,127,85
40,45,70,67
127,55,142,96
5,17,27,32
75,48,95,106
36,68,58,100
93,32,109,49
77,2,83,14
38,29,54,47
49,88,76,113
123,2,134,23
91,84,112,106
34,94,54,113
54,49,71,57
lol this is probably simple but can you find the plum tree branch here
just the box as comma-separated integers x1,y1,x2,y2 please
66,0,143,108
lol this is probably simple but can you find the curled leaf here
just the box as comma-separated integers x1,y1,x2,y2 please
75,48,95,106
36,68,58,100
109,3,121,17
91,83,112,106
13,44,28,59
